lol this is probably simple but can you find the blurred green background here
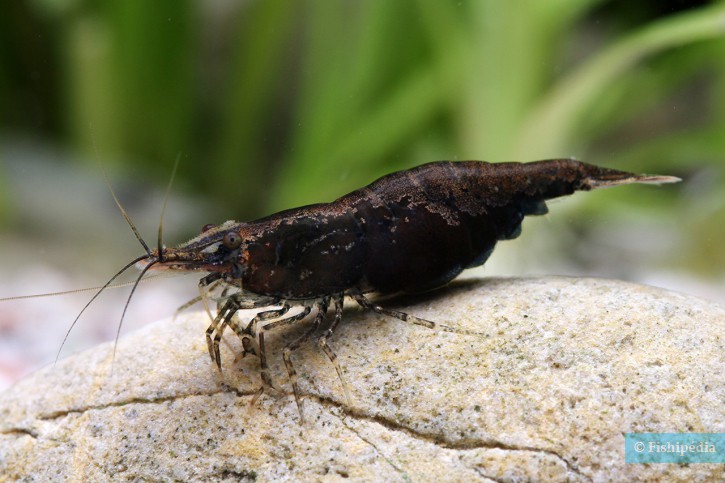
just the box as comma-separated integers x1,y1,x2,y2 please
1,0,724,301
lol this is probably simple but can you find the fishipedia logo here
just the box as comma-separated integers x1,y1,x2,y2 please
625,433,725,463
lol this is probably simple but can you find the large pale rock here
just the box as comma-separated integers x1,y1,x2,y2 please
0,277,723,481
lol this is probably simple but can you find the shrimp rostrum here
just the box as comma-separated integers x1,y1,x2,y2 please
133,159,679,421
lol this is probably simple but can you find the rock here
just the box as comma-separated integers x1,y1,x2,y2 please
0,277,723,481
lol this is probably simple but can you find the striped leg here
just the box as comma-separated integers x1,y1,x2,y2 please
172,294,202,322
205,294,278,371
228,304,305,392
252,306,313,390
237,303,292,355
353,293,482,336
317,295,352,407
198,273,223,325
281,298,330,424
227,305,314,411
205,298,239,370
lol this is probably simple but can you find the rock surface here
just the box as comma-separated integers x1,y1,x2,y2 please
0,277,723,481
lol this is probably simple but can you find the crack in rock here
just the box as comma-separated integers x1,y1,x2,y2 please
472,466,507,483
9,381,589,481
36,387,257,421
0,427,39,439
338,416,411,482
312,392,590,481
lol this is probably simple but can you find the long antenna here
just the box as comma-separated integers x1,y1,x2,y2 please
102,167,152,256
91,132,152,256
0,272,173,301
111,259,158,369
158,153,181,262
55,254,150,364
56,125,156,365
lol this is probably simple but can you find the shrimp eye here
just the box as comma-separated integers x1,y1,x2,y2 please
201,223,215,233
222,231,242,249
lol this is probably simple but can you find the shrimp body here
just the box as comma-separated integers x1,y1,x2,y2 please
154,159,676,298
140,159,679,422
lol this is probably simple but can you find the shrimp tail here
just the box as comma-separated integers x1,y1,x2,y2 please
574,162,681,190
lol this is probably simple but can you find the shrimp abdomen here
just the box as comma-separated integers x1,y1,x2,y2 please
348,160,679,294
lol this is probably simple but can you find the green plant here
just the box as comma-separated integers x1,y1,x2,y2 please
1,0,724,276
